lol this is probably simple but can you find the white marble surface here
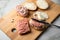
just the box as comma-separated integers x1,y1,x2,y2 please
0,0,60,40
0,30,11,40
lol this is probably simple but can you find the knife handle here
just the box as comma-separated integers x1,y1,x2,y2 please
50,24,60,28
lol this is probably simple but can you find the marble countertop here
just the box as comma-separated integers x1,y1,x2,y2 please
0,0,60,40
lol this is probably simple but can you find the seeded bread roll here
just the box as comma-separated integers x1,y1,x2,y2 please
17,18,30,35
33,11,48,21
29,19,45,30
16,5,28,17
23,2,37,10
36,0,49,9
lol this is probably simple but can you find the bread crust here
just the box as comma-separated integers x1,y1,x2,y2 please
36,0,49,9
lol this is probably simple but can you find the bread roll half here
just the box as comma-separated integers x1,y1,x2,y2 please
29,19,45,31
23,2,37,10
33,11,48,20
36,0,49,9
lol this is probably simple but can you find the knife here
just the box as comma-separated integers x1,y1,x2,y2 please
32,18,60,28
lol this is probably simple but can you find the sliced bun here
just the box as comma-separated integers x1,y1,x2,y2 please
29,19,45,31
17,18,30,35
23,2,37,10
33,11,48,20
16,5,28,17
36,0,49,9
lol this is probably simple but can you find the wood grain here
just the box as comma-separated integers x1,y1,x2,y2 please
0,0,60,40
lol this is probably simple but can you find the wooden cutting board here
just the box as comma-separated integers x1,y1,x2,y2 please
0,0,60,40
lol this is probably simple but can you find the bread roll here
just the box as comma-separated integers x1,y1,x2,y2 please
23,2,37,10
29,19,45,30
36,0,49,9
33,11,48,20
17,18,30,35
16,5,28,17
